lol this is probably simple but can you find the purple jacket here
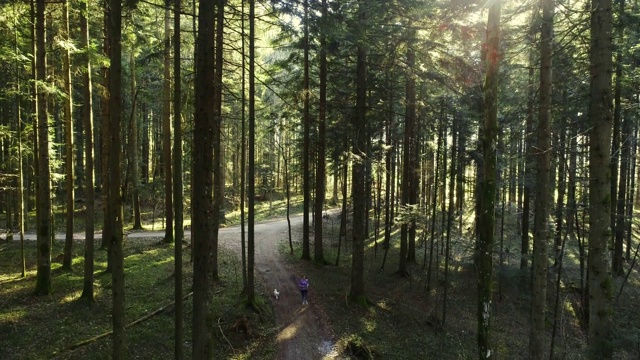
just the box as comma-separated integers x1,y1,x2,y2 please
299,278,309,291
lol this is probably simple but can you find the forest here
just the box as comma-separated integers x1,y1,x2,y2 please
0,0,639,359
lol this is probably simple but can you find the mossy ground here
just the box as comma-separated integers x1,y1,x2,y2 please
283,208,640,359
0,237,276,360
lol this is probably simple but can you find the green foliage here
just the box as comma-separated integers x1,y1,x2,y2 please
0,239,275,360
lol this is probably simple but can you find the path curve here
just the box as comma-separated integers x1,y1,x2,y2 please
218,217,339,359
2,215,339,360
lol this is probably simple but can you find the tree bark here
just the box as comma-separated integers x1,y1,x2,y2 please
107,0,126,356
173,0,184,357
477,1,500,357
211,0,225,281
192,0,216,356
62,0,74,271
349,0,367,304
101,8,111,253
247,0,256,305
130,52,142,230
521,46,535,271
588,0,614,356
34,0,52,296
301,0,311,260
80,0,95,302
314,0,328,265
530,0,553,357
163,0,174,244
612,0,627,277
400,41,417,274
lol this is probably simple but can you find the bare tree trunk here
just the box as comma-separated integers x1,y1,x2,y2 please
80,0,96,302
163,0,174,244
349,0,367,304
34,0,52,296
477,2,500,357
399,43,417,275
192,0,215,356
141,102,150,184
107,0,125,356
336,155,348,266
130,52,142,230
554,107,567,269
381,75,394,271
101,8,111,253
173,0,184,357
625,126,637,261
62,0,74,271
301,0,311,260
247,0,256,306
314,0,328,265
443,115,457,327
530,0,553,356
521,26,536,270
612,0,627,277
588,0,614,356
240,0,248,291
426,122,442,291
210,0,225,282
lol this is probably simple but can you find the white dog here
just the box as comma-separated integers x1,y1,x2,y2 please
273,289,280,300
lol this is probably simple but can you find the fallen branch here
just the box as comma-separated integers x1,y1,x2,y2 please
218,317,235,352
616,240,640,304
59,292,193,353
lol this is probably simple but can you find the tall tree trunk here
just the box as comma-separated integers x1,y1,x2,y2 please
530,0,553,357
62,0,74,271
80,0,95,302
301,0,311,260
141,102,149,184
163,0,174,244
192,0,215,356
566,123,577,239
612,0,627,277
588,0,614,356
477,1,500,357
130,52,142,230
27,0,37,274
426,122,442,291
521,44,535,271
554,110,567,268
349,0,367,304
107,0,125,356
314,0,328,265
17,61,26,275
625,126,636,261
101,8,111,253
34,0,52,296
210,0,225,282
173,0,184,356
443,115,457,327
240,0,248,290
247,0,256,305
380,75,394,271
399,43,417,276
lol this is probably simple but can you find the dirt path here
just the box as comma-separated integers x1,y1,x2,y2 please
2,215,339,360
218,217,339,360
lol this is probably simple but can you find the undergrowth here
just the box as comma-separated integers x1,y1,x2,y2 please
0,238,276,360
283,209,640,359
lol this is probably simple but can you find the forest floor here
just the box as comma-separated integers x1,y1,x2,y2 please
3,206,640,359
0,214,340,360
216,215,341,359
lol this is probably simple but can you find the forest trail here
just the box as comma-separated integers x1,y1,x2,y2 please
2,215,340,359
218,217,340,359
